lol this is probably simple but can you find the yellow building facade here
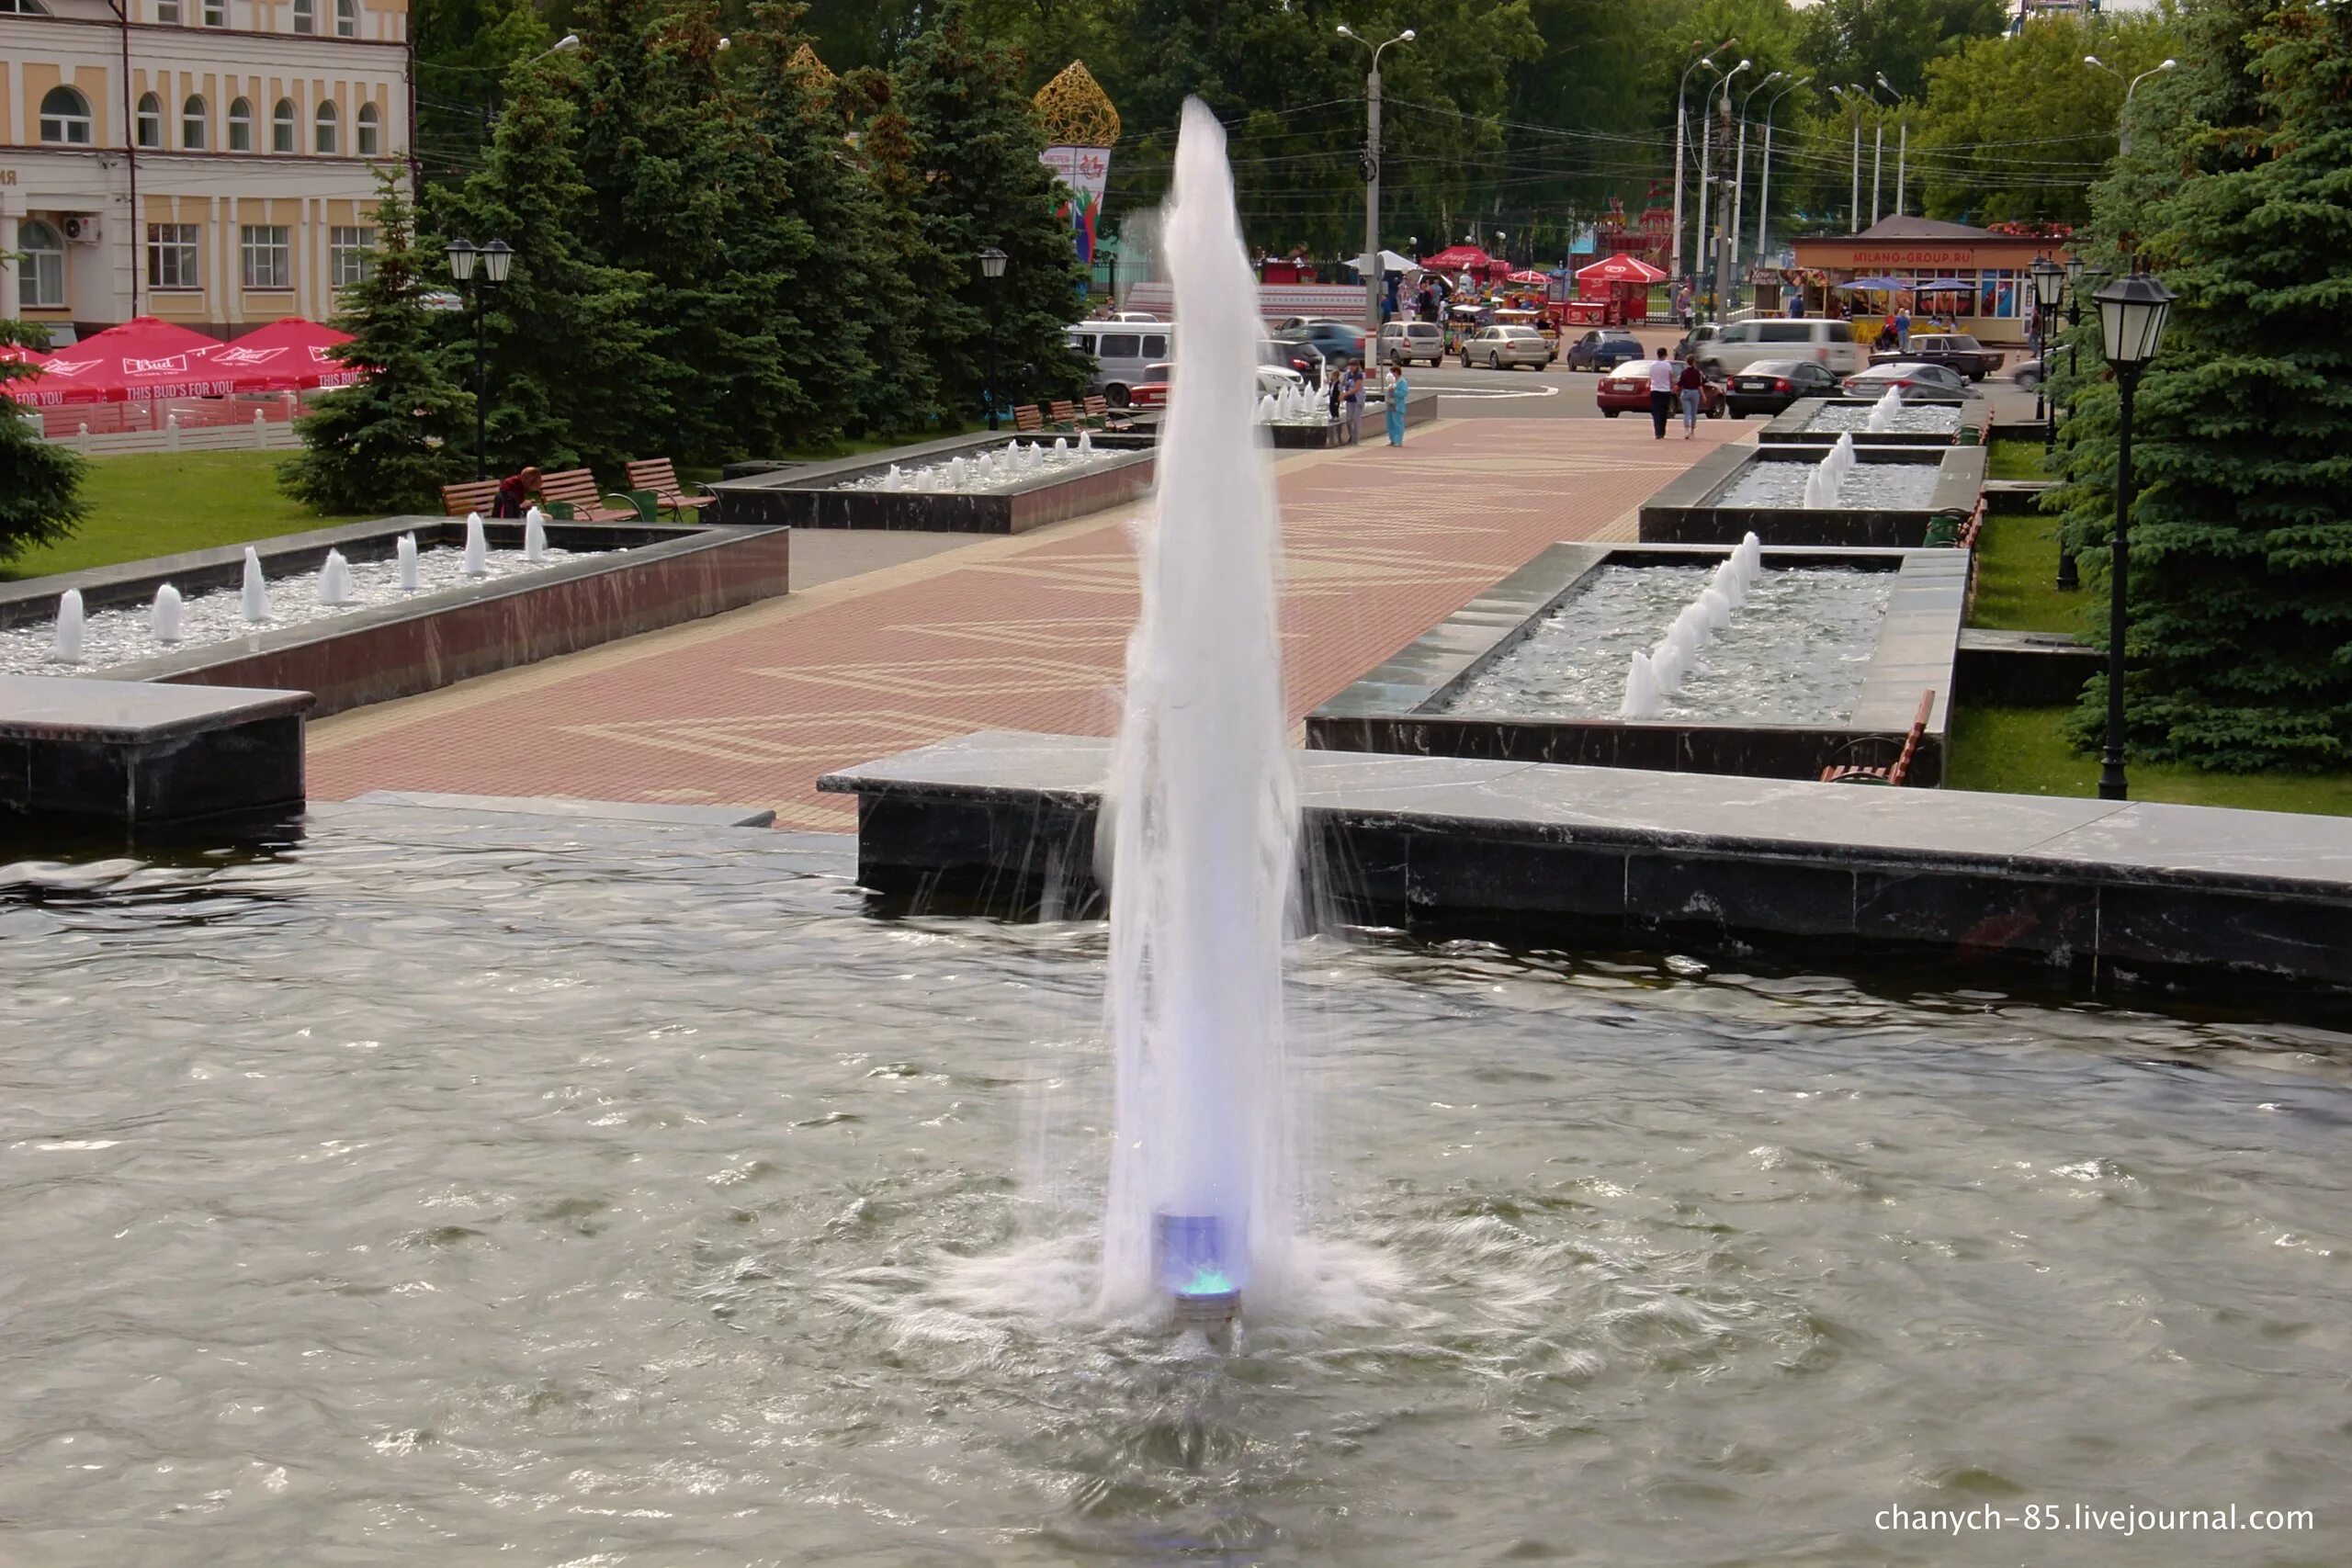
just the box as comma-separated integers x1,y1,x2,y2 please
1,0,409,337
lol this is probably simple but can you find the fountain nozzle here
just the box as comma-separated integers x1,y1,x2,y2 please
1155,1212,1241,1325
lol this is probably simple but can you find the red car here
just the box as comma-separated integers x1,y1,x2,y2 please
1595,360,1725,419
1126,362,1172,410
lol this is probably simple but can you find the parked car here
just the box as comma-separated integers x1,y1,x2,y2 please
1262,337,1329,386
1378,320,1445,367
1671,322,1722,362
1842,361,1973,399
1565,329,1648,373
1869,332,2001,381
1692,317,1866,379
2009,355,2048,392
1460,324,1555,370
1724,358,1843,418
1066,320,1173,407
1275,320,1371,368
1595,360,1726,418
1128,362,1306,412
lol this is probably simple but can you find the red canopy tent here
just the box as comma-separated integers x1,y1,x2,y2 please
1574,254,1668,286
1419,244,1510,281
207,316,360,391
1573,253,1667,325
1506,268,1552,285
8,317,232,405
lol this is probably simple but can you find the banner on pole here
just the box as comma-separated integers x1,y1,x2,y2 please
1040,145,1113,265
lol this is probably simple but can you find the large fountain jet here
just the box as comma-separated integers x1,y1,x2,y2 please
1100,98,1297,1324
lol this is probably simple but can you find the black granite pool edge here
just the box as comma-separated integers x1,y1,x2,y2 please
1306,541,1962,787
1640,443,1987,547
817,732,2352,999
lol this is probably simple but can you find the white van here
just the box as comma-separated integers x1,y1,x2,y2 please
1066,321,1173,407
1695,318,1864,379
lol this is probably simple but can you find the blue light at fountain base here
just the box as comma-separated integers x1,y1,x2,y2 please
1156,1213,1242,1325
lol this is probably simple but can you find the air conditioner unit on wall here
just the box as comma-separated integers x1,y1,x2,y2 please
62,216,102,244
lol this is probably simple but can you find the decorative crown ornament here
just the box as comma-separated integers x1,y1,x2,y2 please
1034,60,1120,147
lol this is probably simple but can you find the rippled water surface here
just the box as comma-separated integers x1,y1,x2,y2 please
2,807,2346,1566
1718,460,1945,510
1795,403,1962,435
1440,564,1893,722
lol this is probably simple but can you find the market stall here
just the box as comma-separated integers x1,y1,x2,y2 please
1573,253,1666,326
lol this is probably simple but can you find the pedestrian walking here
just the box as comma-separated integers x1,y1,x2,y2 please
1647,352,1676,440
1679,355,1706,438
1385,367,1410,446
1894,306,1912,350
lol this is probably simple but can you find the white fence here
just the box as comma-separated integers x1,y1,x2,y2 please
39,410,303,458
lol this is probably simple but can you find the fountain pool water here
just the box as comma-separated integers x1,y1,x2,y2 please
0,809,2345,1565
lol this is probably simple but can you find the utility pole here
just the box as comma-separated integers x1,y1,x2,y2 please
1753,76,1806,287
1730,71,1782,303
1671,42,1732,288
1829,85,1864,231
1340,24,1415,336
1697,57,1747,319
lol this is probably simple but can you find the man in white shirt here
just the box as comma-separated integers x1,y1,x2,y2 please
1646,354,1677,440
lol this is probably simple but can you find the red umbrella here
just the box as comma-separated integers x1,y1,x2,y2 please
1420,244,1510,279
1506,268,1552,285
208,316,360,391
1575,254,1668,284
7,316,230,405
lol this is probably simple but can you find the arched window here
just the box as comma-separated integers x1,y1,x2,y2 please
136,92,164,149
334,0,356,36
290,0,312,32
183,95,208,149
17,220,65,309
0,0,56,14
228,97,253,152
38,85,93,146
272,98,296,152
314,100,338,154
356,102,380,155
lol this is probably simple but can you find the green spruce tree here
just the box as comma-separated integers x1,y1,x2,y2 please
571,0,810,462
846,66,947,431
0,322,87,562
2053,0,2352,771
280,171,473,514
431,53,665,474
891,1,1088,420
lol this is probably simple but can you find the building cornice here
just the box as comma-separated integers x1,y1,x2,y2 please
0,14,406,51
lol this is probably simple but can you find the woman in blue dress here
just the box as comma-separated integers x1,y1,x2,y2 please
1385,367,1410,446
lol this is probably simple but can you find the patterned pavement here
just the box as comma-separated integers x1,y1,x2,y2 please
309,414,1753,829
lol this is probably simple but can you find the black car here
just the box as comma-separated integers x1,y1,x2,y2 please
1565,330,1648,373
1869,332,2002,381
1275,321,1370,370
1262,337,1328,385
1724,358,1842,418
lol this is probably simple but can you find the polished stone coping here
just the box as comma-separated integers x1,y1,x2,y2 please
818,730,2352,994
1640,443,1988,548
1307,541,1962,785
348,789,776,828
2,673,311,824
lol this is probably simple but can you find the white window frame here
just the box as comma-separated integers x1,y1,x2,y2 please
147,223,201,290
290,0,313,32
356,102,380,155
330,225,378,288
241,224,291,289
155,0,178,20
272,99,296,153
39,86,94,146
335,0,356,36
136,92,164,150
183,95,208,150
314,100,338,154
228,97,253,151
18,220,66,309
202,0,223,21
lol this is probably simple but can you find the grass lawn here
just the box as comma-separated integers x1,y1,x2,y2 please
1984,435,2053,481
4,450,359,581
1969,513,2083,636
1950,705,2352,816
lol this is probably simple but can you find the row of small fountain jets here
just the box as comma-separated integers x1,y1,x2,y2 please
1254,383,1329,424
1621,533,1764,719
866,433,1094,492
49,510,543,664
1801,389,1907,509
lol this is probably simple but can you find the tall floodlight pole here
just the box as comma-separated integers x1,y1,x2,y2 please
1728,70,1781,297
1869,75,1901,225
1753,76,1808,267
2084,55,2177,156
1876,73,1909,216
1698,58,1748,317
1829,85,1864,230
1340,23,1418,335
1672,41,1733,288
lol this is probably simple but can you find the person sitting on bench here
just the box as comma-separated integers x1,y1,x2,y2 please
491,466,541,519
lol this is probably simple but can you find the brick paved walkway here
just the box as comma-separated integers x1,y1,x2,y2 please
310,414,1752,829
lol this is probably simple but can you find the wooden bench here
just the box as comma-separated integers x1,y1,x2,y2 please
439,479,502,517
1080,394,1110,423
1820,690,1935,786
1048,399,1080,426
539,467,642,523
624,457,715,520
1012,404,1045,433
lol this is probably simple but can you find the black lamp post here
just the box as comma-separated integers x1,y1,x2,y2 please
978,246,1008,431
2030,256,2064,452
2053,258,2103,592
2091,262,2176,803
446,236,514,480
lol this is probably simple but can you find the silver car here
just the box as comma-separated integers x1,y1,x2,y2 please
1460,324,1554,370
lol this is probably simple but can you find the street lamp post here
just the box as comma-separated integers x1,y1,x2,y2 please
2054,255,2101,592
444,236,513,481
2083,55,2177,156
1339,24,1417,335
2030,256,2065,451
1728,70,1782,302
1828,85,1864,231
1869,74,1905,226
978,246,1007,429
1752,76,1808,278
1672,41,1733,289
2090,264,2176,802
1697,58,1749,318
